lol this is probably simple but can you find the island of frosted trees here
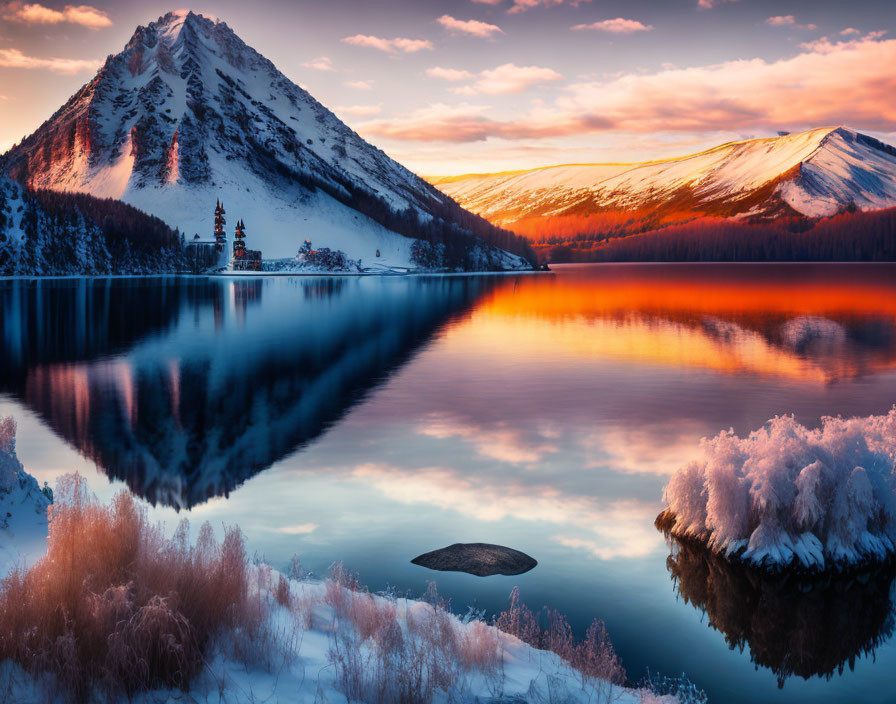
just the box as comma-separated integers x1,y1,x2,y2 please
658,409,896,571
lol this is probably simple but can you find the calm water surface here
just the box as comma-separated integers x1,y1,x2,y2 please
2,263,896,704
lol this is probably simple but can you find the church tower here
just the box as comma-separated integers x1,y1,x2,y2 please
214,199,227,252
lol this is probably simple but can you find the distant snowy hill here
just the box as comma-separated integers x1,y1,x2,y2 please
430,127,896,233
1,10,533,271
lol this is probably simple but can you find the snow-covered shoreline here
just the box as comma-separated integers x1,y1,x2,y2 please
0,423,691,703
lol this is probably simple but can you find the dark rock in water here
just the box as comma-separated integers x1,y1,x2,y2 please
411,543,537,577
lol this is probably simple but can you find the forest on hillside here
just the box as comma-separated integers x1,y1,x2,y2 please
539,208,896,263
0,182,186,276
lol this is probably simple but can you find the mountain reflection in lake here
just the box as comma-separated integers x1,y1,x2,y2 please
2,264,896,704
0,276,496,507
663,536,896,688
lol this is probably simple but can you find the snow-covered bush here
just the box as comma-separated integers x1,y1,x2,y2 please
295,239,361,272
659,409,896,570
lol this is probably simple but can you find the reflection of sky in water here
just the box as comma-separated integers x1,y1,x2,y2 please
2,264,896,704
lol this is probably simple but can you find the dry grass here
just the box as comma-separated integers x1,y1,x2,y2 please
0,474,260,702
325,574,498,704
0,417,15,454
496,587,626,686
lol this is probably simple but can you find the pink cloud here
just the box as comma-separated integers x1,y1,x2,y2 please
426,66,474,81
502,0,592,13
2,2,111,29
361,35,896,142
437,14,503,38
360,102,610,142
0,47,97,73
572,18,653,33
302,56,335,71
341,34,433,54
766,15,817,30
345,79,374,90
840,27,861,36
429,62,562,95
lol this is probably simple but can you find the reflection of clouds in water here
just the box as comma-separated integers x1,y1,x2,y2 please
585,423,706,477
780,316,847,355
416,412,559,464
351,462,663,560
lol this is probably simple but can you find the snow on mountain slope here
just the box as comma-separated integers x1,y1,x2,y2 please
1,10,531,269
430,127,896,228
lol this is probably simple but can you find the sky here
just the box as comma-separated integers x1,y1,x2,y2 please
0,0,894,174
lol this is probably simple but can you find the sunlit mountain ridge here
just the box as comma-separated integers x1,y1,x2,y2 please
429,127,896,255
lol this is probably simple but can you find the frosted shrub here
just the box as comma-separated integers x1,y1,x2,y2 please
0,474,260,702
495,587,626,685
660,409,896,570
0,416,15,454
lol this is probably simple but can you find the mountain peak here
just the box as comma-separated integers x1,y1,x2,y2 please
155,9,221,28
0,11,535,270
431,125,896,229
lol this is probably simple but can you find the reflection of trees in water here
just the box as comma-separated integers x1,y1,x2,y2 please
664,536,896,688
0,275,499,508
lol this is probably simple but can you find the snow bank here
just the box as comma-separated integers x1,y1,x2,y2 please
0,569,681,704
659,409,896,571
0,420,50,574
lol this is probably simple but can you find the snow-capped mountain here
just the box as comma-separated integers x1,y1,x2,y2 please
430,127,896,230
1,10,532,270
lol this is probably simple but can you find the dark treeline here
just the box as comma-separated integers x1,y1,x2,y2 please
27,188,183,264
0,181,185,275
542,208,896,263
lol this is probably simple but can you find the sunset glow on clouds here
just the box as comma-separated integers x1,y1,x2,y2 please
0,0,892,173
341,34,433,53
360,33,896,148
572,18,653,33
2,2,111,29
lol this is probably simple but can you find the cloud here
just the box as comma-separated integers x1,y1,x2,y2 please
2,2,111,29
840,27,861,36
0,47,97,73
426,66,474,81
302,56,335,71
351,462,662,560
360,102,609,142
572,18,653,33
336,104,383,117
698,0,739,7
437,14,503,38
341,34,433,53
507,0,591,13
429,62,562,95
345,79,374,90
417,413,558,464
362,35,896,141
278,523,318,535
766,15,817,30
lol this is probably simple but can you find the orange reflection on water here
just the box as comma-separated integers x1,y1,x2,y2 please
461,264,896,384
483,264,896,320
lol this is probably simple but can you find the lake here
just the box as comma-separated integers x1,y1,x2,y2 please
1,263,895,704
